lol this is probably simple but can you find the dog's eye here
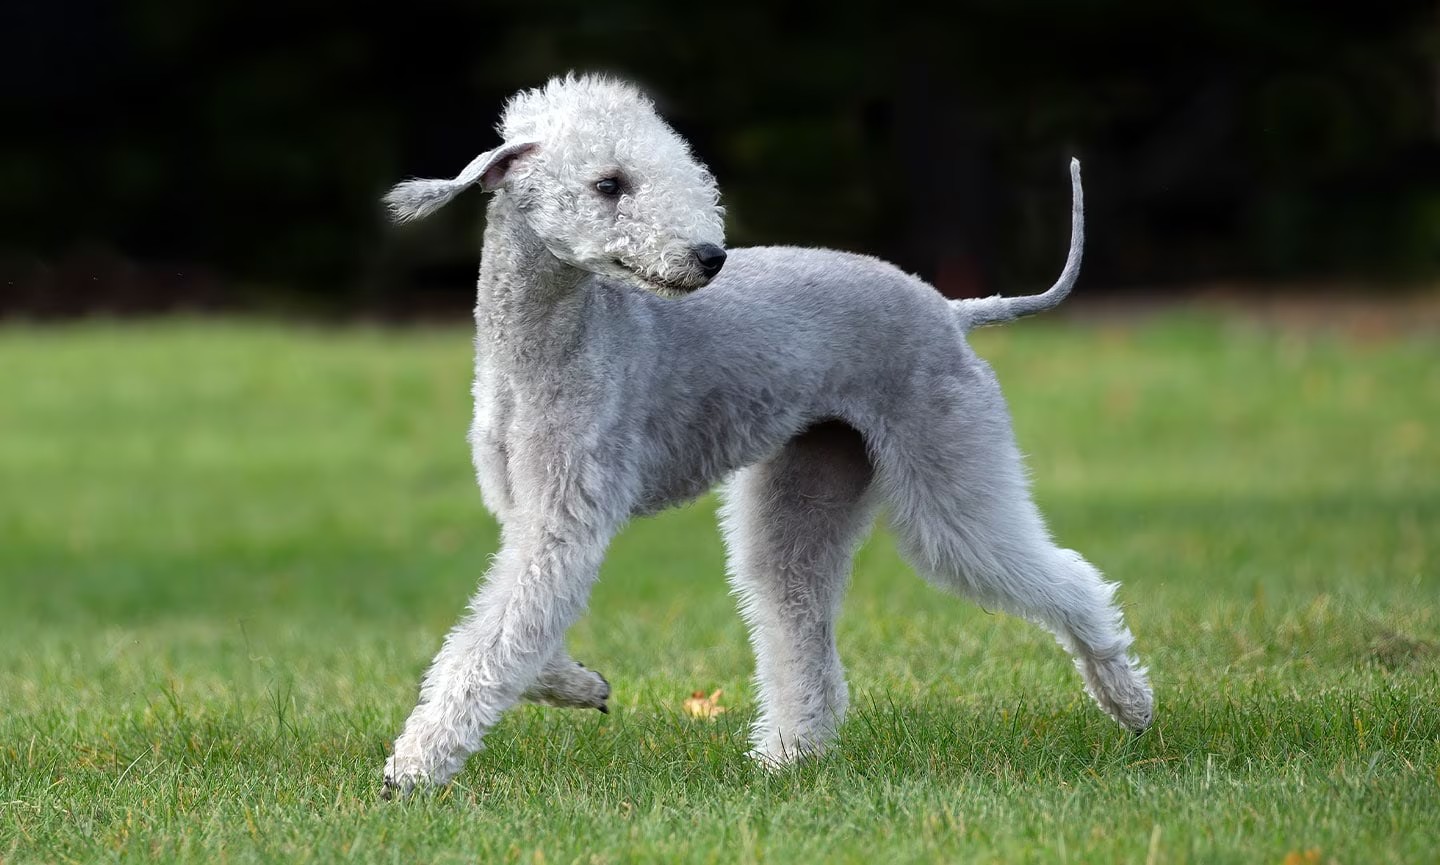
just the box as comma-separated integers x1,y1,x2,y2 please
594,177,622,196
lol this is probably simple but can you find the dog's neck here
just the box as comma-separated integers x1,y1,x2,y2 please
475,194,590,366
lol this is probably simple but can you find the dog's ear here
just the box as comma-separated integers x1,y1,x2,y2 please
383,140,539,224
473,140,540,192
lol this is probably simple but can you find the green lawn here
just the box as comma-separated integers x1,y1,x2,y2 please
1,318,1436,864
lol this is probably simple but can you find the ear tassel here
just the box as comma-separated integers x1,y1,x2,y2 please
383,179,463,224
382,142,538,225
383,150,493,224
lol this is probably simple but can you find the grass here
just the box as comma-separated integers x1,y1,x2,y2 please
1,316,1436,863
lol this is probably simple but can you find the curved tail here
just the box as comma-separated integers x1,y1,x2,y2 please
954,158,1084,330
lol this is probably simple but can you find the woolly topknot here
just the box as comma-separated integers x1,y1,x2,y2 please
499,73,658,144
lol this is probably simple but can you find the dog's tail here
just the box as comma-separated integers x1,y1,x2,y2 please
952,158,1084,331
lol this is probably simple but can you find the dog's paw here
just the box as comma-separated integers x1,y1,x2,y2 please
522,661,612,713
381,752,430,800
1078,654,1154,733
380,754,418,800
380,731,462,800
747,730,830,770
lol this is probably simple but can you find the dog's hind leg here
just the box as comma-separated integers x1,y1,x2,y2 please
720,421,878,765
874,377,1154,733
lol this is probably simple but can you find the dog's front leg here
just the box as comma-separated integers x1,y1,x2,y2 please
382,520,613,797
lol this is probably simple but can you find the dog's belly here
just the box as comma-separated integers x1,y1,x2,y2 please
631,473,714,516
629,426,754,516
629,396,821,517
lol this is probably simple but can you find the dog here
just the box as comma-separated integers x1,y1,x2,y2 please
378,74,1152,796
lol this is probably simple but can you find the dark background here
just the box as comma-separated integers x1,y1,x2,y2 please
3,1,1437,317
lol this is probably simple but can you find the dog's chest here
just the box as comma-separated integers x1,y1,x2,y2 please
471,356,512,433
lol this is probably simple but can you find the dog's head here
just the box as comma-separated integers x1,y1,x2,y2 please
385,74,727,297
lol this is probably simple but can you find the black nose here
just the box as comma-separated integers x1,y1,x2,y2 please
693,243,727,278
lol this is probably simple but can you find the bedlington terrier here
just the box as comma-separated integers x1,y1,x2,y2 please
378,74,1153,797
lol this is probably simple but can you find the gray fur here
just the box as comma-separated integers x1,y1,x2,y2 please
379,74,1152,796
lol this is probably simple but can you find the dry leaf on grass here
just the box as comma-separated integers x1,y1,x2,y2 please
682,689,726,720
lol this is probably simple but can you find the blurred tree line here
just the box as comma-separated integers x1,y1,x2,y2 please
2,0,1437,317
